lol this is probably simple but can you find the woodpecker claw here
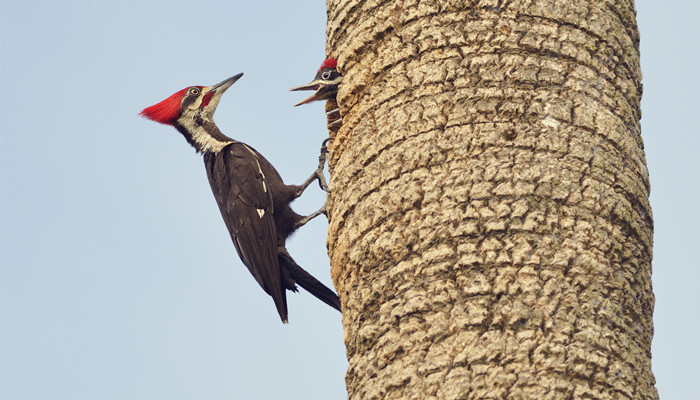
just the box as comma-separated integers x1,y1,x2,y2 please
314,167,330,193
327,108,340,116
315,138,332,193
296,138,332,197
293,205,327,230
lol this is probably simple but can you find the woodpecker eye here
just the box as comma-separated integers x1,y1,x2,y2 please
189,88,200,96
321,71,332,80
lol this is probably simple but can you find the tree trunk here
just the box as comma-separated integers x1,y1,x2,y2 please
324,0,656,399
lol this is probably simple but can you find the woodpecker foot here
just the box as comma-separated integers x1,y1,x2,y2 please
314,138,333,193
296,138,332,197
293,205,327,230
319,137,332,162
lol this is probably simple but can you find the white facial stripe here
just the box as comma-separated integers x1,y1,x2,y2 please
179,115,232,153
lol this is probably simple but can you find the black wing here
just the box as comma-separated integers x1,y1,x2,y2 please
204,143,288,322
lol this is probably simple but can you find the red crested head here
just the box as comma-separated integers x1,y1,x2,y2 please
140,86,203,125
318,58,337,73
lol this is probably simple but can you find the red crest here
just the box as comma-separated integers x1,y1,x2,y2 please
317,58,337,73
141,87,201,125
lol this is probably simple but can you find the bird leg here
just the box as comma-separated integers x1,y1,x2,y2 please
296,138,332,197
293,204,327,230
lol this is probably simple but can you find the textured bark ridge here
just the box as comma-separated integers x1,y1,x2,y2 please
325,0,656,399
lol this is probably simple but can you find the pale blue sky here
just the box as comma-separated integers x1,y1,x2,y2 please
1,1,697,399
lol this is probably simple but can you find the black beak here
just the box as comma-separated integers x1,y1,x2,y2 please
289,79,338,106
206,73,244,95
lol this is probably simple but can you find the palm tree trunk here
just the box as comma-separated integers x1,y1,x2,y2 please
325,0,656,398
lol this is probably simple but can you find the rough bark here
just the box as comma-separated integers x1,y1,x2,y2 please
324,0,656,399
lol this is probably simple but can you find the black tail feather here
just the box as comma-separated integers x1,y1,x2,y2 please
278,248,341,312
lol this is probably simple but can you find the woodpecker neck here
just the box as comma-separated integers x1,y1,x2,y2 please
174,113,233,154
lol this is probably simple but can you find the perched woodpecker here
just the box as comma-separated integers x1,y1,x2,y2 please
290,58,343,130
140,73,340,323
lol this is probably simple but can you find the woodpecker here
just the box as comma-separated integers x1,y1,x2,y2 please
289,58,342,106
289,58,343,130
140,73,340,323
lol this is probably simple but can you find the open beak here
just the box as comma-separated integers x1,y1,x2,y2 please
289,80,322,93
289,79,332,107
